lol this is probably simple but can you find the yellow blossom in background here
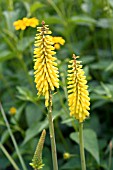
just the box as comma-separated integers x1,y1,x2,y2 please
28,18,39,27
13,19,26,30
50,36,65,50
63,152,71,160
23,17,30,26
52,36,65,45
54,43,60,50
63,152,75,160
9,107,17,115
13,17,39,30
67,54,90,122
34,21,59,107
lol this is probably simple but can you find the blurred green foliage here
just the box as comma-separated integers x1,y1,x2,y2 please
0,0,113,170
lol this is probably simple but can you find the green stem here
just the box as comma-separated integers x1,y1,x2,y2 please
0,102,27,170
79,123,86,170
108,141,112,170
8,0,13,10
19,30,24,40
47,91,58,170
0,142,20,170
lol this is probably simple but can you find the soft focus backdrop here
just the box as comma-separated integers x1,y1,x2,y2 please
0,0,113,170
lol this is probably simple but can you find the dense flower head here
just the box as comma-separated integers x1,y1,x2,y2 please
67,54,90,122
34,21,59,107
50,36,65,50
13,17,39,30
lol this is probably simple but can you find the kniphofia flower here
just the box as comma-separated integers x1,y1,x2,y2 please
67,54,90,122
34,21,59,107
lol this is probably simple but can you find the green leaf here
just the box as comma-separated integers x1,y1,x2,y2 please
101,82,112,98
30,2,45,14
43,147,52,170
80,55,95,65
23,111,60,144
70,129,100,164
91,100,108,109
96,18,113,29
109,0,113,7
69,15,96,26
0,157,9,169
44,16,62,24
90,60,111,70
61,117,75,124
0,130,9,144
106,61,113,71
17,37,34,52
14,103,26,122
22,119,48,145
3,10,19,31
61,158,80,169
25,103,44,127
22,2,30,16
0,51,16,62
16,86,37,103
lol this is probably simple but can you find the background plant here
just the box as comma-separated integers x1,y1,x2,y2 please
0,0,113,170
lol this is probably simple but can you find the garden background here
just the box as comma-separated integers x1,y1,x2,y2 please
0,0,113,170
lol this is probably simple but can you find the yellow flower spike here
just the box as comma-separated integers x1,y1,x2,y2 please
67,54,90,122
34,21,59,107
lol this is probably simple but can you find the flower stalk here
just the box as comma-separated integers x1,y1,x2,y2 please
47,90,58,170
79,123,86,170
33,21,59,170
67,54,90,170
